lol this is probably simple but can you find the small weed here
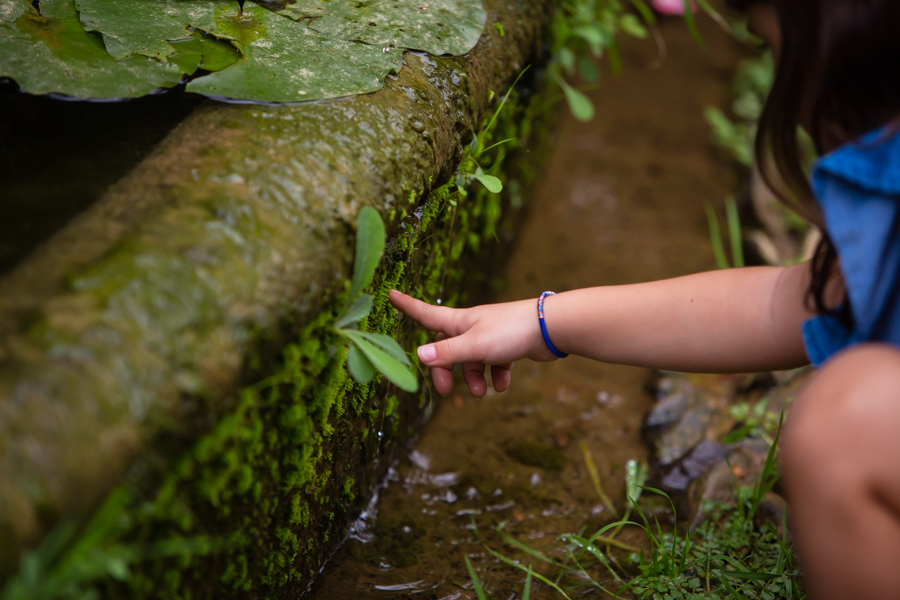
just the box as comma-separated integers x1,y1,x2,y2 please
546,0,653,122
336,206,418,392
725,398,782,445
452,68,529,201
467,421,803,599
705,197,744,269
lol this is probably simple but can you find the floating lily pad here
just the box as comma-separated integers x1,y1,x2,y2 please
186,4,401,103
0,0,183,98
166,29,242,74
273,0,486,56
75,0,225,60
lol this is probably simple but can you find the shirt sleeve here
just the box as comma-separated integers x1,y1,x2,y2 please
802,313,862,368
812,168,900,345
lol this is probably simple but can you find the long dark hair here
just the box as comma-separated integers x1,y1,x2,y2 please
730,0,900,323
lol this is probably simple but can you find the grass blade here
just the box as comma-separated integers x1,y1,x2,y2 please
496,528,560,567
484,546,574,600
629,0,656,26
580,441,618,517
681,0,705,50
479,138,517,154
725,196,744,268
706,203,730,269
481,65,530,141
523,568,533,600
693,0,731,31
750,412,783,518
625,459,649,504
464,556,488,600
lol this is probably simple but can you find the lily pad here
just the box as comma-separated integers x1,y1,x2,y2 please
272,0,486,56
74,0,225,60
166,29,242,74
186,4,401,103
0,0,183,98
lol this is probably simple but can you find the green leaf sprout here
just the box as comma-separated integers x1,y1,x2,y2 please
335,206,418,392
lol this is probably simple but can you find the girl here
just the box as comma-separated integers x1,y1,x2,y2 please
389,1,900,598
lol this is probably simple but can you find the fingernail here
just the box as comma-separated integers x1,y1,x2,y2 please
418,345,436,363
389,289,401,297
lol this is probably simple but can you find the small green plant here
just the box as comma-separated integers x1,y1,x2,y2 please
0,490,216,600
335,206,418,392
546,0,730,122
451,68,533,202
705,51,775,168
547,0,652,122
706,196,744,269
468,425,803,599
725,399,782,444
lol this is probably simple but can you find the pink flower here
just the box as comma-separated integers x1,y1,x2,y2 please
651,0,698,15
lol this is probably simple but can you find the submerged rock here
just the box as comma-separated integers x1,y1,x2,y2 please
505,440,567,472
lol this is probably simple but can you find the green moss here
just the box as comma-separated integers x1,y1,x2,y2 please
342,478,356,502
55,59,558,600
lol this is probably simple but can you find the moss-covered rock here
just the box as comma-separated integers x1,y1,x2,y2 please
0,0,554,594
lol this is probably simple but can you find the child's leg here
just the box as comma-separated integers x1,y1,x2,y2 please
782,344,900,600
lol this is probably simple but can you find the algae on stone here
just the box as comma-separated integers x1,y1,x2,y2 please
0,0,183,99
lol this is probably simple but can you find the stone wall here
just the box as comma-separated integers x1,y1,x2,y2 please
0,0,555,595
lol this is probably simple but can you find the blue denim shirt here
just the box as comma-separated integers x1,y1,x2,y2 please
803,126,900,367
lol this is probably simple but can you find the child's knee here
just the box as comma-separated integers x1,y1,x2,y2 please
783,344,900,488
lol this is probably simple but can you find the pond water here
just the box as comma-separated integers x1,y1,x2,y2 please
308,13,746,600
0,89,201,274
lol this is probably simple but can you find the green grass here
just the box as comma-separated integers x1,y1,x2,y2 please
467,418,804,599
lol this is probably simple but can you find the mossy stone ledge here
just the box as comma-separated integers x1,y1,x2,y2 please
0,0,554,595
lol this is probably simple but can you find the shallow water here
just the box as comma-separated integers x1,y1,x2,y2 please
308,12,746,600
0,89,201,274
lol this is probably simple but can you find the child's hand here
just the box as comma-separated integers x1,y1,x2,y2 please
388,290,559,398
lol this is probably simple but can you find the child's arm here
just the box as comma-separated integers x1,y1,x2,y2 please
389,262,816,397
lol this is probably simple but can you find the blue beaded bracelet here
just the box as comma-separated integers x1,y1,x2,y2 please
538,291,569,359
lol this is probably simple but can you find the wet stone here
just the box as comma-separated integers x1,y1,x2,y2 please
643,373,740,465
656,439,727,491
683,437,774,529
